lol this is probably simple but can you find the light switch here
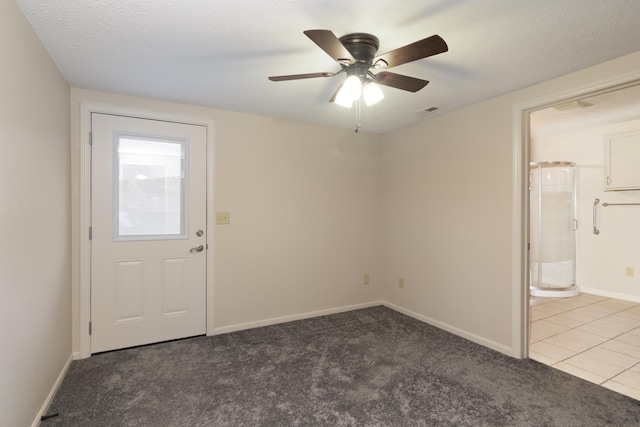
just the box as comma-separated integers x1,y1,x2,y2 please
216,211,230,225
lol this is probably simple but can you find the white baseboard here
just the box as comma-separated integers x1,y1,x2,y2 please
383,302,513,357
32,354,72,427
579,287,640,303
212,300,383,335
213,300,513,357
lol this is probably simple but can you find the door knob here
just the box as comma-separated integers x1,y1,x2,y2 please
189,244,204,253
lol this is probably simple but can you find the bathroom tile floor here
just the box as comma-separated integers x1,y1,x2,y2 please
530,292,640,401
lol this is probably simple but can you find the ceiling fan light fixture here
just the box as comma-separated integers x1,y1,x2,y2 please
334,87,354,108
341,75,363,100
363,82,384,106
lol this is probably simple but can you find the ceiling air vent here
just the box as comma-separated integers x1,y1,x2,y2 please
553,100,593,112
418,106,439,115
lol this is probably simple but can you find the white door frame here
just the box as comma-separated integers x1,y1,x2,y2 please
77,102,216,359
511,69,640,359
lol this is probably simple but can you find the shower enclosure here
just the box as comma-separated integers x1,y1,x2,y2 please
529,162,579,297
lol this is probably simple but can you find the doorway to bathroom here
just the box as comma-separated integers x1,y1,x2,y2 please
524,80,640,400
529,83,640,302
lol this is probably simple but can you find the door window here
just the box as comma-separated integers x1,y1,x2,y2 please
114,135,187,240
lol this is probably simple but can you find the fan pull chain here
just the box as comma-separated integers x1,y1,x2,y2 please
355,98,362,133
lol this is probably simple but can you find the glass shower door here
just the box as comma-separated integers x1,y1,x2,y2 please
530,162,579,297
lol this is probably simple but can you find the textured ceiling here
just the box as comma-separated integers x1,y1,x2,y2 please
15,0,640,133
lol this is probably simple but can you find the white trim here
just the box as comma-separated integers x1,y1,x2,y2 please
511,103,528,359
31,355,73,427
384,302,512,356
78,103,92,358
213,301,383,335
77,102,216,358
511,69,640,360
206,120,216,336
580,287,640,304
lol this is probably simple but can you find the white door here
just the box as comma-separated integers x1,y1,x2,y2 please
91,113,207,353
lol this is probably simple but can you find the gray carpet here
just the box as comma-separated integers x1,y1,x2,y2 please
45,306,640,426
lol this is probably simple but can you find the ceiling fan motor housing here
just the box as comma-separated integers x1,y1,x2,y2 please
338,33,380,67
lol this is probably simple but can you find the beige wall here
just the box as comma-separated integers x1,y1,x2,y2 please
0,2,71,426
72,51,640,358
380,51,640,353
70,89,383,353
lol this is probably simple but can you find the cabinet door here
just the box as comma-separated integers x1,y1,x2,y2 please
605,131,640,191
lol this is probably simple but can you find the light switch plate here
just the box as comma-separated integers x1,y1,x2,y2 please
216,211,230,225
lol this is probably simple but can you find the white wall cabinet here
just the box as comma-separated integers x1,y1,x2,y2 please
604,131,640,191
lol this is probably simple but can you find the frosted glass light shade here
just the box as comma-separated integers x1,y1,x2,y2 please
335,75,364,108
342,75,362,100
335,87,354,108
363,82,384,106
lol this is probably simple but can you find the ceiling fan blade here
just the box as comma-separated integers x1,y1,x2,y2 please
269,72,335,82
373,35,448,68
304,29,355,64
374,72,429,92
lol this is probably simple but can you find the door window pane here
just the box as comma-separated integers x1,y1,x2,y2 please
115,136,187,239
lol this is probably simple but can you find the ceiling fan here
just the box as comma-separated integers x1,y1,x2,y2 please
268,30,448,108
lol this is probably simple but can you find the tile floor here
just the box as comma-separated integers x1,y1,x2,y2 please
530,292,640,401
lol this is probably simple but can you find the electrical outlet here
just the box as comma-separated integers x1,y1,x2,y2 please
216,211,230,225
626,267,635,277
363,274,370,285
398,277,404,289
